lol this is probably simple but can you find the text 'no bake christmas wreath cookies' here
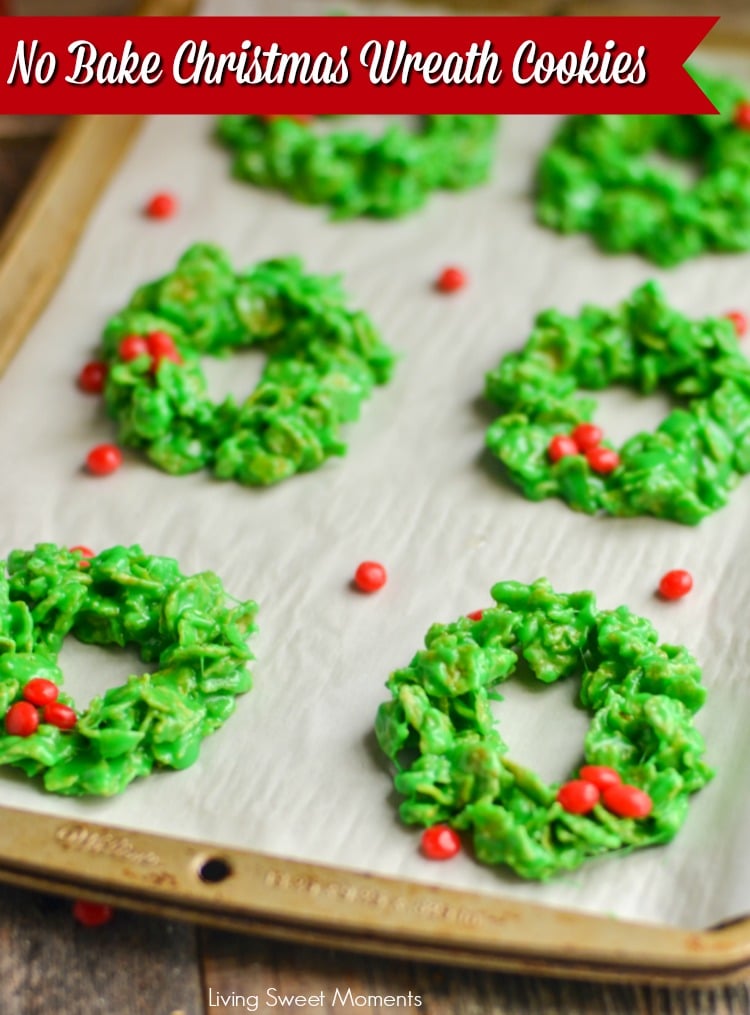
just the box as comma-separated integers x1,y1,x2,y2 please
375,580,712,880
98,244,395,485
485,281,750,525
0,543,256,796
536,67,750,265
217,115,499,219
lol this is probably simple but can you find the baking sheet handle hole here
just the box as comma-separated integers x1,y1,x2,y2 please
196,856,232,884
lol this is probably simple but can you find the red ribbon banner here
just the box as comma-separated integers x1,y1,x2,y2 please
0,16,718,116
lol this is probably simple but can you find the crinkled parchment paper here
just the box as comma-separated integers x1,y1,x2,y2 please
0,0,747,930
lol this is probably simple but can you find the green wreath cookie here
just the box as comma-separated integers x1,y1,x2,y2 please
375,579,713,880
0,543,256,796
484,281,750,525
536,67,750,265
217,115,499,219
99,244,395,485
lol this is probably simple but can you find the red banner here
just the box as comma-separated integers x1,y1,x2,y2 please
0,16,718,115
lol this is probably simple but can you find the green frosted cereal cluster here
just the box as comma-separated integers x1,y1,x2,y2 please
375,579,712,880
217,115,499,219
485,281,750,525
0,543,256,796
101,244,396,486
536,67,750,266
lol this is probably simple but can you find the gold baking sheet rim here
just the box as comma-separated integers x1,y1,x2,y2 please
0,0,748,986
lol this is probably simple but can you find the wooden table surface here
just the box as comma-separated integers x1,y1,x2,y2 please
2,1,750,1012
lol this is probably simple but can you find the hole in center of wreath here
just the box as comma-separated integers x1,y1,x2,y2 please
643,148,703,188
489,658,590,785
57,638,158,712
582,385,676,448
201,349,266,405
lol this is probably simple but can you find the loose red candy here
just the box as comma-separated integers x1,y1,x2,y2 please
435,267,467,293
421,824,461,860
602,783,653,819
73,900,114,927
547,434,578,463
579,765,621,791
571,423,603,452
119,335,149,362
23,678,59,707
725,311,748,338
145,192,178,219
86,444,123,476
353,561,387,593
42,702,77,730
5,701,39,737
466,609,484,621
734,101,750,130
658,569,693,601
556,779,600,815
586,446,620,474
78,361,107,395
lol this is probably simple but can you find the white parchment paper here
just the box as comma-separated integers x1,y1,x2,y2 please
0,0,748,931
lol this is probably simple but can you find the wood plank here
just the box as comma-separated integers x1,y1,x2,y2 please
563,0,750,23
0,135,54,225
0,882,203,1015
14,0,133,10
199,930,750,1015
562,0,750,48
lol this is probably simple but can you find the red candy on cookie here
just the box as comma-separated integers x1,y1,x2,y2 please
23,679,59,707
421,825,461,860
725,310,747,337
571,423,603,452
5,701,39,738
602,783,653,819
42,703,77,731
548,434,578,463
119,335,149,361
557,779,600,815
579,765,621,791
734,101,750,130
586,446,620,474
